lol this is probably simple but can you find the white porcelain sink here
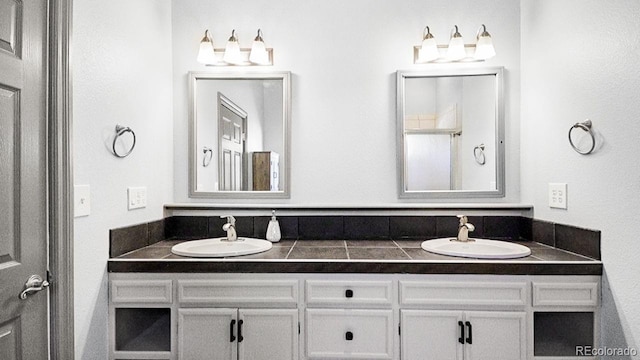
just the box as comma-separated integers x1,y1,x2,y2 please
421,238,531,259
171,237,273,258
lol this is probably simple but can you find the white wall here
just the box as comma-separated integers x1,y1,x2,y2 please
521,0,640,356
171,0,521,204
461,75,496,190
72,0,174,358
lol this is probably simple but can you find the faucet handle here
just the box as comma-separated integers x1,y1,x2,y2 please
457,215,468,224
220,215,236,225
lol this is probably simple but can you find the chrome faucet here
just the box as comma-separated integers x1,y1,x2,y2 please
220,215,238,241
456,215,475,242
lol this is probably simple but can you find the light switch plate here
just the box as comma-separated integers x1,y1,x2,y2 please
74,185,91,217
127,186,147,210
549,183,568,209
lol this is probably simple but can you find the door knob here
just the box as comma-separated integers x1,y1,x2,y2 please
19,274,49,300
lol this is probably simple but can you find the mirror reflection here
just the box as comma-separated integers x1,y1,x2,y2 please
189,72,290,198
397,67,504,198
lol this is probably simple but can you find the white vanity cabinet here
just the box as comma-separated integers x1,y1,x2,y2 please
400,310,526,359
399,278,529,360
304,279,395,359
178,308,298,360
108,273,600,360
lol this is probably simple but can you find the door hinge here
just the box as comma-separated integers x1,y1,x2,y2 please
46,270,53,283
398,323,401,336
298,322,301,334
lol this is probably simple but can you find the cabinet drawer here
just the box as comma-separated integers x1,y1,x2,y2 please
305,309,394,359
177,280,298,306
532,282,599,307
110,280,173,304
400,280,527,307
306,280,393,307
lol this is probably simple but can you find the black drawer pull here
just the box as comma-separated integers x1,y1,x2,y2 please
458,321,464,344
465,321,472,345
238,319,244,342
345,289,354,298
345,331,354,341
230,319,236,342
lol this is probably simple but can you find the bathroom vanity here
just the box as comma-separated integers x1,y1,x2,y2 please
108,236,601,360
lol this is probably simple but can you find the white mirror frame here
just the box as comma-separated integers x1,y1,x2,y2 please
396,66,505,199
188,71,292,199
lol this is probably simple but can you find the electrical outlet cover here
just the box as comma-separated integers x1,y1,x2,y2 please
549,183,568,209
74,185,91,217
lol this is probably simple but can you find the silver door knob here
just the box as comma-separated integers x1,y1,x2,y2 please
19,274,49,300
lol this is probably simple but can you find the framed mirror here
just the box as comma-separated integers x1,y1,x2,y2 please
396,67,504,198
189,72,291,198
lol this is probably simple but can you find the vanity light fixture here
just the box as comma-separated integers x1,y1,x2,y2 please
413,24,497,63
446,25,466,60
417,26,439,63
196,30,216,64
196,29,274,66
249,29,270,65
474,24,496,60
223,29,243,65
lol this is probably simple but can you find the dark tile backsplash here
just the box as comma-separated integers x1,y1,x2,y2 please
110,218,168,257
555,223,601,260
484,216,520,240
165,216,208,239
390,216,436,239
298,216,344,240
110,214,602,260
532,219,555,247
344,216,390,240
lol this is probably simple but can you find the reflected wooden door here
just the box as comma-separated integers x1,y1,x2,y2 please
218,93,247,191
0,0,50,359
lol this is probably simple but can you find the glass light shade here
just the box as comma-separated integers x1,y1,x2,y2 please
446,36,466,61
418,37,439,62
223,31,243,65
474,35,496,60
249,40,269,65
196,31,216,64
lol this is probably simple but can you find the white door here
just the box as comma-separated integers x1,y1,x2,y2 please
238,309,298,360
178,308,237,360
218,93,247,191
400,310,464,360
464,311,526,360
0,0,49,359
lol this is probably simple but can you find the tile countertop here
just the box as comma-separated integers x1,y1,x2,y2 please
107,239,602,275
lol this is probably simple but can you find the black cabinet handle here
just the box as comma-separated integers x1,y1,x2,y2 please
238,319,244,342
465,321,472,345
458,321,465,344
345,289,354,298
229,319,236,342
345,331,354,341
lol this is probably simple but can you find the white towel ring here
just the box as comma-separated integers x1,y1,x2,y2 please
568,119,595,155
473,144,486,165
203,147,213,167
112,125,136,158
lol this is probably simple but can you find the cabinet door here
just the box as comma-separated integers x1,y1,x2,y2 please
464,311,526,360
178,308,237,360
400,310,463,360
238,309,298,360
